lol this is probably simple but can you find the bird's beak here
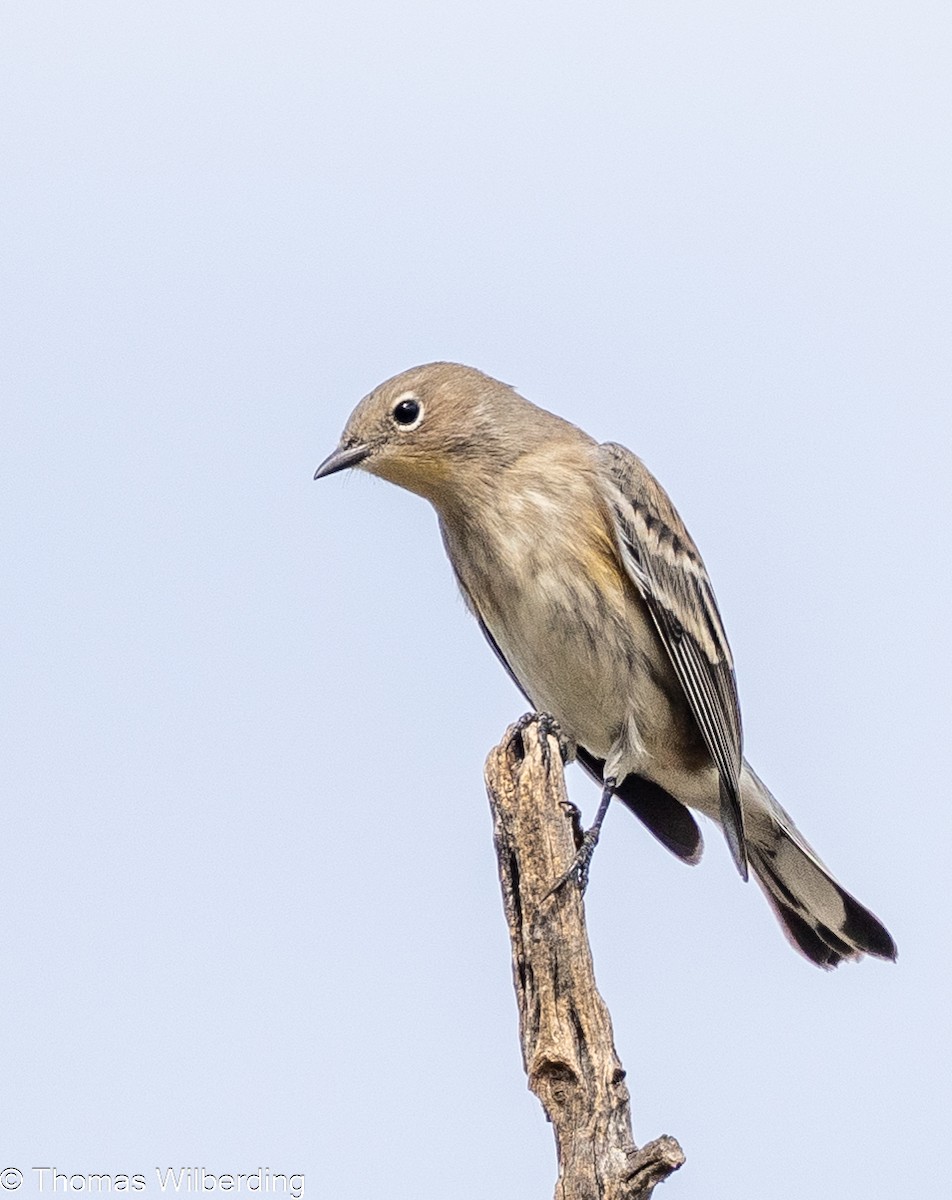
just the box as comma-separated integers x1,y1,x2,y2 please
313,442,371,480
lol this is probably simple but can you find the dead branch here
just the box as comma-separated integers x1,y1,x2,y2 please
485,717,685,1200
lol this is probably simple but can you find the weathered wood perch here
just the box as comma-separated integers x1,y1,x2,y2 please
485,716,685,1200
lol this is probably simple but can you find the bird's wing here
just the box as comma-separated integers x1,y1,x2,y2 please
452,566,703,863
596,441,748,878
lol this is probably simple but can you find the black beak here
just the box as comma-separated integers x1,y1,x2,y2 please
313,442,371,480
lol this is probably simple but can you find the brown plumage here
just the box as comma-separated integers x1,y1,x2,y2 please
315,362,897,968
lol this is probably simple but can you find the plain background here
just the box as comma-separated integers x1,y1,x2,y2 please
2,3,949,1197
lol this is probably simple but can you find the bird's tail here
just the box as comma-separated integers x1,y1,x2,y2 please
742,767,897,969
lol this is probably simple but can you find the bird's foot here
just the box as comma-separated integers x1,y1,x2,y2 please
544,826,602,899
542,776,616,901
509,711,571,767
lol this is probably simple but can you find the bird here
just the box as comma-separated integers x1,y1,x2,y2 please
314,361,897,969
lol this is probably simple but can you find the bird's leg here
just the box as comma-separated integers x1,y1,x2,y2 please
545,776,616,899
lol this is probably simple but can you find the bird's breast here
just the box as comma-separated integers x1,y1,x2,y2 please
440,471,689,771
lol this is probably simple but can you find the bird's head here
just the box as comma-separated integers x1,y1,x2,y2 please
314,362,550,506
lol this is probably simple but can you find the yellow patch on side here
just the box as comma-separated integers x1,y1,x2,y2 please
572,508,636,617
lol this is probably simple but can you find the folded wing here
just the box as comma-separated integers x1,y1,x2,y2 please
596,441,748,878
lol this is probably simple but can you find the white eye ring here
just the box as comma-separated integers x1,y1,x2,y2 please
391,394,424,430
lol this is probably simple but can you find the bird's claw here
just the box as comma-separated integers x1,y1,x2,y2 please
509,712,570,767
543,827,601,901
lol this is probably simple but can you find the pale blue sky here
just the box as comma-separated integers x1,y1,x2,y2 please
2,3,949,1198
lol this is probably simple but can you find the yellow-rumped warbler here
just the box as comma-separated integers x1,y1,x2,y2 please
315,362,896,968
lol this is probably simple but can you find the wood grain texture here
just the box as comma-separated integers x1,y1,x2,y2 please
485,717,685,1200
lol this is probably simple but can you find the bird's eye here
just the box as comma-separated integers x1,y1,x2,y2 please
392,398,422,427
